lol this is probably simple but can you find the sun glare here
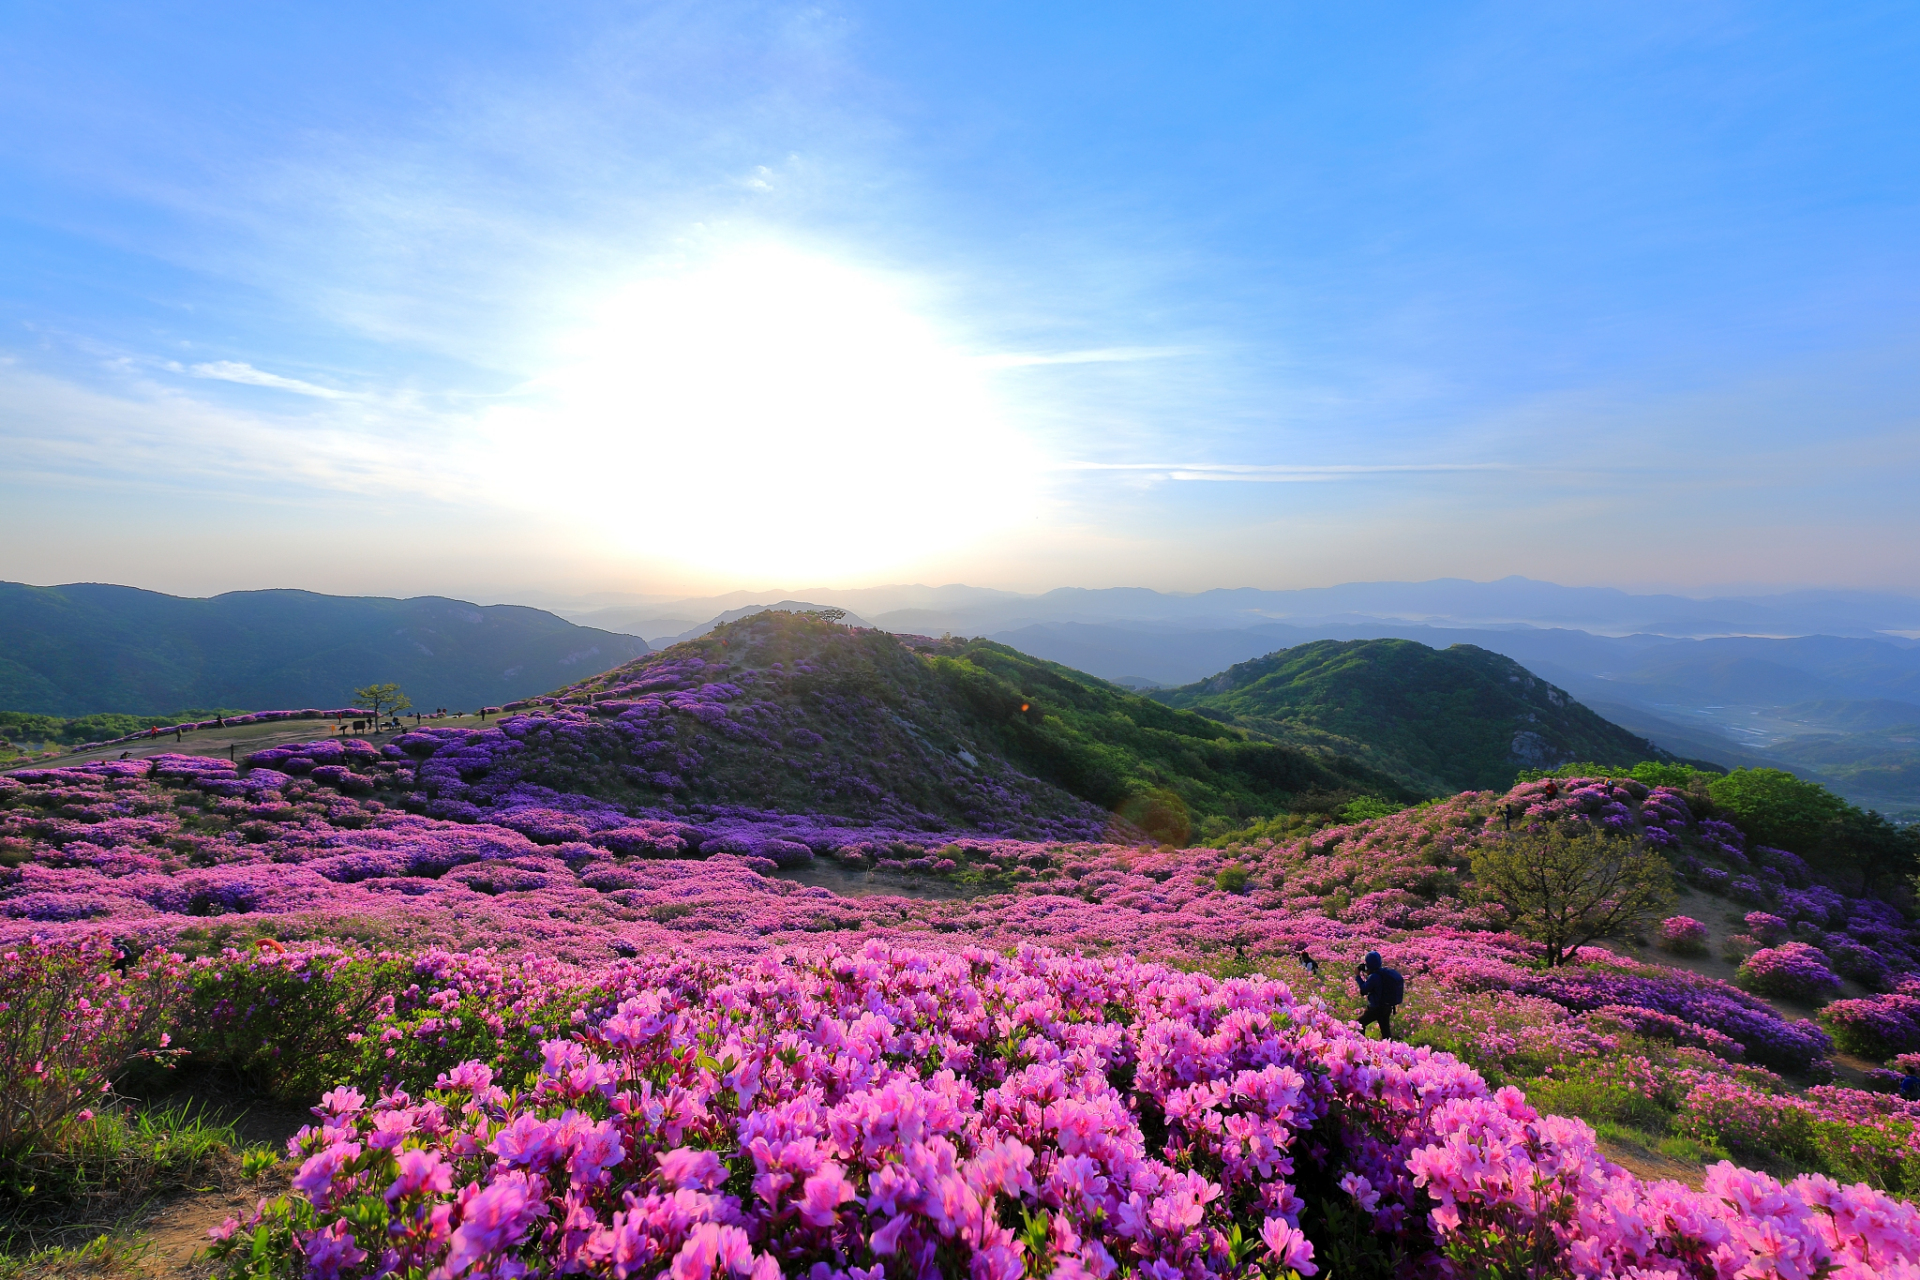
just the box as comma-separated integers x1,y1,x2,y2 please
478,244,1047,581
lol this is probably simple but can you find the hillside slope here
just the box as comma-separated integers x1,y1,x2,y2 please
423,611,1417,841
0,582,649,716
1152,637,1669,793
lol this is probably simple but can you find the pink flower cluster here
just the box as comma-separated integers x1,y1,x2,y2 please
1822,993,1920,1062
0,934,184,1153
1739,943,1847,1004
1676,1073,1920,1191
1657,916,1710,956
210,941,1920,1280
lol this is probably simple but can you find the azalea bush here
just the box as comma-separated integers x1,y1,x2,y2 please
1656,915,1709,956
1822,994,1920,1062
13,743,1920,1274
183,942,590,1099
211,942,1920,1280
1675,1074,1920,1193
1738,942,1846,1004
0,936,183,1162
1745,911,1793,945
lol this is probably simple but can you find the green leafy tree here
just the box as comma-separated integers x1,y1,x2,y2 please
1706,768,1850,853
1706,767,1918,895
352,683,412,723
1833,806,1920,899
1342,795,1400,822
1471,824,1674,967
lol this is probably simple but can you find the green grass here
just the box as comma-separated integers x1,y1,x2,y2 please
1,1103,238,1255
0,1233,152,1279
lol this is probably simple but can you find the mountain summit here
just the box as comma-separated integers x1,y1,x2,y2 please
498,610,1415,843
1152,637,1671,793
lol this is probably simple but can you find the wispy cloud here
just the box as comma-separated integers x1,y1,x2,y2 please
1064,461,1516,481
975,346,1192,369
179,361,350,400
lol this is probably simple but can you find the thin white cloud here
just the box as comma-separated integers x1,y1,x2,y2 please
184,360,350,400
975,346,1192,369
1064,461,1516,481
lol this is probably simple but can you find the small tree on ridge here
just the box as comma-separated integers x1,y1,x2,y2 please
352,682,411,723
1471,822,1674,966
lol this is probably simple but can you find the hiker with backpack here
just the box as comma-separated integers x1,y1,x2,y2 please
1355,950,1405,1040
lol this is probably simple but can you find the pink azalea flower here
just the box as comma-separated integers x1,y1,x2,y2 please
1260,1217,1318,1276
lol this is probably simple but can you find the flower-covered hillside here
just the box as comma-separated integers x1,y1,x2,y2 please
485,611,1415,843
13,927,1920,1280
10,745,1920,1205
170,940,1917,1280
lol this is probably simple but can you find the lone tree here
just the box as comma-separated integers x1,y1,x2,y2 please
352,683,412,723
1471,822,1674,966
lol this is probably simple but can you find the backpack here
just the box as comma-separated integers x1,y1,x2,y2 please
1373,967,1405,1007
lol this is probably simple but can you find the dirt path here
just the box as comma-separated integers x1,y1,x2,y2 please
1597,1136,1710,1190
38,713,489,770
131,1175,283,1280
125,1080,308,1279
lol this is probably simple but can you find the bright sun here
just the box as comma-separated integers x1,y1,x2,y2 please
478,243,1048,581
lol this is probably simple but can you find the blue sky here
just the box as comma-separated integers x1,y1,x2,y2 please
2,2,1916,600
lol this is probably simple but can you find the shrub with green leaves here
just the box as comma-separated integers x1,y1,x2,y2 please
182,943,588,1100
0,937,183,1161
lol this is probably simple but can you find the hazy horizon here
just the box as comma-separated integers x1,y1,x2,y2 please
9,572,1920,620
4,4,1917,598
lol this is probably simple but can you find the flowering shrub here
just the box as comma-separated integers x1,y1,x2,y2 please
1675,1074,1920,1192
0,936,183,1158
1821,994,1920,1062
1828,938,1895,992
183,943,592,1098
1745,911,1792,945
1506,963,1832,1074
211,941,1920,1280
1656,915,1709,956
1737,942,1846,1004
1411,1090,1920,1272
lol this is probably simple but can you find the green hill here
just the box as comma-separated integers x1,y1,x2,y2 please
1150,637,1671,794
0,582,650,717
524,612,1418,842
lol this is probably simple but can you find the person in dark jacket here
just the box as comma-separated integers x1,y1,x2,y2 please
1355,950,1405,1040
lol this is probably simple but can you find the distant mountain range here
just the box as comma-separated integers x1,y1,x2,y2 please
11,576,1919,817
553,577,1920,644
0,582,650,717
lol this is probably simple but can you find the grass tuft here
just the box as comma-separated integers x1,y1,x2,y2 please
1,1102,238,1256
